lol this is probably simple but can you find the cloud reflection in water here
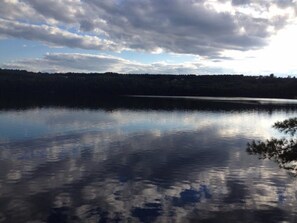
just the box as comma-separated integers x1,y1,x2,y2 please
0,107,297,222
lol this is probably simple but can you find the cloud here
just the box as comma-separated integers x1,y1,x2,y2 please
83,0,282,57
0,0,295,59
2,53,209,74
0,19,118,51
0,0,39,21
271,0,296,9
24,0,85,24
232,0,250,5
0,107,296,222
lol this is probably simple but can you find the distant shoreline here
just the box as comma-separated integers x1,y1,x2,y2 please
127,95,297,105
1,69,297,100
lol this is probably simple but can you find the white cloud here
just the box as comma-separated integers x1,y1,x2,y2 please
24,0,85,24
0,19,119,51
2,53,210,74
0,0,295,59
1,0,297,74
206,22,297,75
0,0,40,21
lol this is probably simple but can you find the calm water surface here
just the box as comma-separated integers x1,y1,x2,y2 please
1,98,297,222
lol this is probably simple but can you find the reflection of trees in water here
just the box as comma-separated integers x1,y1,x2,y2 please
247,118,297,175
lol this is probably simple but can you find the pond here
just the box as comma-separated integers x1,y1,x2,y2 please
0,97,297,222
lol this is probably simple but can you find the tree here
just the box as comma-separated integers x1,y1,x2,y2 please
247,118,297,175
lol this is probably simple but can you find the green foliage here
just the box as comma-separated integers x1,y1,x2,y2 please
247,118,297,175
273,118,297,136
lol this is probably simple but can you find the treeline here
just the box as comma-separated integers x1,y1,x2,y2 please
1,69,297,100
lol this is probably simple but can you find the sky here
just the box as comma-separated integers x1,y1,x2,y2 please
0,0,297,76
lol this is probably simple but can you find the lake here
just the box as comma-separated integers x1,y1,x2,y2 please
0,97,297,222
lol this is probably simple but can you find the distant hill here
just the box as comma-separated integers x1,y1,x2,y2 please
1,69,297,100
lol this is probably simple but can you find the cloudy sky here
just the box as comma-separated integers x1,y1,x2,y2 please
0,0,296,75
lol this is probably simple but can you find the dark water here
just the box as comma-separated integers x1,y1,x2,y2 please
1,97,297,222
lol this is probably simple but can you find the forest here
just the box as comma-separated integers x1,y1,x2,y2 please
1,69,297,101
